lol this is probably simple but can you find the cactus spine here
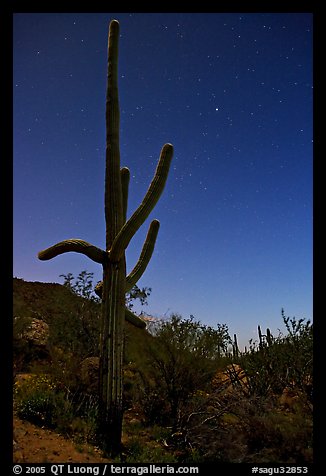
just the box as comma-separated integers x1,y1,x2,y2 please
37,19,173,455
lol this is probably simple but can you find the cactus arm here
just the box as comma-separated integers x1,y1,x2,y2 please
125,219,160,292
125,307,146,329
94,219,160,297
120,167,130,224
38,239,107,264
109,143,173,262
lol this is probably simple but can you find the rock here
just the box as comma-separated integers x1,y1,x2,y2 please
14,317,50,366
24,318,49,346
14,316,49,346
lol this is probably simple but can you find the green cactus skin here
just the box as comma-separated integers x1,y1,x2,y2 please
233,333,239,359
37,19,173,456
266,327,273,346
258,324,263,349
109,143,173,263
95,218,160,298
120,167,130,223
125,219,160,291
38,239,107,264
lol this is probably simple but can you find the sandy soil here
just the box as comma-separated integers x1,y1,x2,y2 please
13,416,112,463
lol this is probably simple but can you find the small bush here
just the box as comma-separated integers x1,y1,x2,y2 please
14,374,58,427
122,437,178,463
14,373,99,442
242,405,313,463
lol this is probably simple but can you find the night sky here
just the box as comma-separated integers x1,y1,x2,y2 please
13,12,313,347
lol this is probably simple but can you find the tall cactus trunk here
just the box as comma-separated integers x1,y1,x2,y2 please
98,19,125,456
98,261,125,455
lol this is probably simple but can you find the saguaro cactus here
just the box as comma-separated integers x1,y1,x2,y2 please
38,19,173,455
232,333,239,359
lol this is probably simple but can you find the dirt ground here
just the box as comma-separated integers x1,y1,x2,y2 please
13,416,112,463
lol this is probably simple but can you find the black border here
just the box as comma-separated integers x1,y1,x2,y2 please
4,2,319,473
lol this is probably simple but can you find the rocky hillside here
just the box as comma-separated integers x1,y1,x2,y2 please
13,277,152,374
13,277,90,322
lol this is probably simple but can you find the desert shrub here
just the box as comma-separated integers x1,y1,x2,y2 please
14,373,99,441
14,374,59,427
236,396,313,463
136,371,171,426
136,314,232,430
178,388,313,463
66,394,99,442
166,388,248,462
176,313,313,463
122,436,178,463
238,312,313,399
45,271,102,363
48,298,101,361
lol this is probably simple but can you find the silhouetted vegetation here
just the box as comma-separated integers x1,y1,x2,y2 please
13,275,313,463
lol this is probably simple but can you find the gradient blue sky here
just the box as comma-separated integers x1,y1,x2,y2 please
13,12,313,348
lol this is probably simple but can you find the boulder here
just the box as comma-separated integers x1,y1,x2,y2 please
24,318,49,346
14,317,50,368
